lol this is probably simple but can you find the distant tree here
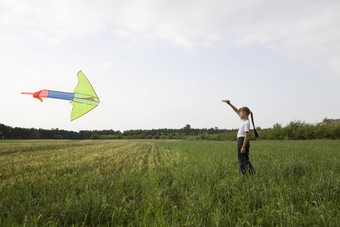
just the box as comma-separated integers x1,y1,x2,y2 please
137,134,146,139
54,135,63,139
90,134,100,140
322,118,329,124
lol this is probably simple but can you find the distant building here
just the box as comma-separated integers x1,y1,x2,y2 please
328,119,340,124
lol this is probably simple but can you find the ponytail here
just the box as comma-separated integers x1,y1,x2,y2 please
250,111,259,139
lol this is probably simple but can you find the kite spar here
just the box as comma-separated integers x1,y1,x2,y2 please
21,71,100,121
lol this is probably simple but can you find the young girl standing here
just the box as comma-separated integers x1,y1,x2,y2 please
224,100,259,175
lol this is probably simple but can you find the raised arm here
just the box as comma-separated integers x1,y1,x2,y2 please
225,100,239,115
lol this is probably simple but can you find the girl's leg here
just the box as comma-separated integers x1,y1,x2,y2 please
239,157,248,174
246,142,255,175
238,138,255,175
237,138,248,175
248,161,256,175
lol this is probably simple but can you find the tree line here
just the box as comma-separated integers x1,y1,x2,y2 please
1,119,339,140
0,124,229,140
186,120,340,141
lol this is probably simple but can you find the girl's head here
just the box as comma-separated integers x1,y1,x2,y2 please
238,106,259,139
238,107,251,120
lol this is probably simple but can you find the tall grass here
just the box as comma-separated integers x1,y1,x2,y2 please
0,140,339,226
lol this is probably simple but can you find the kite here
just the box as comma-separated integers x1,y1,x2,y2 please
21,71,100,121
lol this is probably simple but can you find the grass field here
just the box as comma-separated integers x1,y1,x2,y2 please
0,139,339,226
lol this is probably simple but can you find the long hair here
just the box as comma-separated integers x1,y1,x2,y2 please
239,107,259,139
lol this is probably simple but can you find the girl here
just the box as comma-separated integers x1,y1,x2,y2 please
224,100,259,175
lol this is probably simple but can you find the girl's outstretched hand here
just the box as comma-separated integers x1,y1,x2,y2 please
222,99,230,104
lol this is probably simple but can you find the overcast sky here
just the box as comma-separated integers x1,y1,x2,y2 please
1,0,339,131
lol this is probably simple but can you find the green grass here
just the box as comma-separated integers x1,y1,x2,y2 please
0,140,339,226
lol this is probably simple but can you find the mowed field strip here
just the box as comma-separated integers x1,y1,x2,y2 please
0,140,180,184
0,140,339,226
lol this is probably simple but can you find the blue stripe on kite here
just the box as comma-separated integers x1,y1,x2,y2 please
48,90,74,101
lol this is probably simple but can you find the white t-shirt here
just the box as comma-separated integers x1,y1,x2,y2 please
237,119,250,138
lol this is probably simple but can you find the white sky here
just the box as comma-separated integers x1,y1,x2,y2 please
1,0,339,131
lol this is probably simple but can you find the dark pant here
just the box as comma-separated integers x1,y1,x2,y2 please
237,137,255,175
